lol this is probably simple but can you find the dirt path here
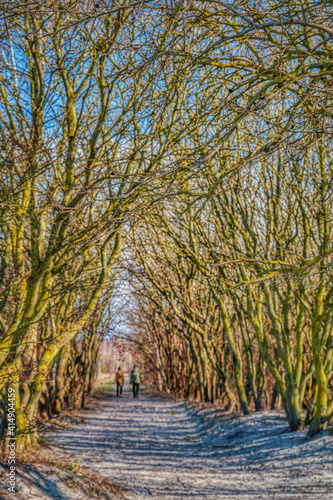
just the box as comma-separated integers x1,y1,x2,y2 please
2,385,332,499
43,385,333,500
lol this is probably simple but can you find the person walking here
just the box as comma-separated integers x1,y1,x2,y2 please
115,367,124,397
130,364,142,398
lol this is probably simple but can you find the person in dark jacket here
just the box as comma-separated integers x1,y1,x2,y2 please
130,364,142,398
115,367,124,397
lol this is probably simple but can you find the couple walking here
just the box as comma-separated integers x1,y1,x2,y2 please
115,364,143,398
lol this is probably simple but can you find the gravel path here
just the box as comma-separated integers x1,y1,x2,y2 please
46,385,333,500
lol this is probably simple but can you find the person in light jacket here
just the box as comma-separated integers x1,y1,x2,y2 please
115,367,124,397
130,364,142,398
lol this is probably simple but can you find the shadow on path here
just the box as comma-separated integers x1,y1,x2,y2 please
47,385,333,500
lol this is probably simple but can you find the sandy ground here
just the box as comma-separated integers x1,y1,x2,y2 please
1,385,333,499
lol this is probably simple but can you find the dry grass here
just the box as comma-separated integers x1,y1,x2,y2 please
1,445,126,499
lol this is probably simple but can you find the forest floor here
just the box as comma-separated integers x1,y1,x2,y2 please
1,384,333,500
